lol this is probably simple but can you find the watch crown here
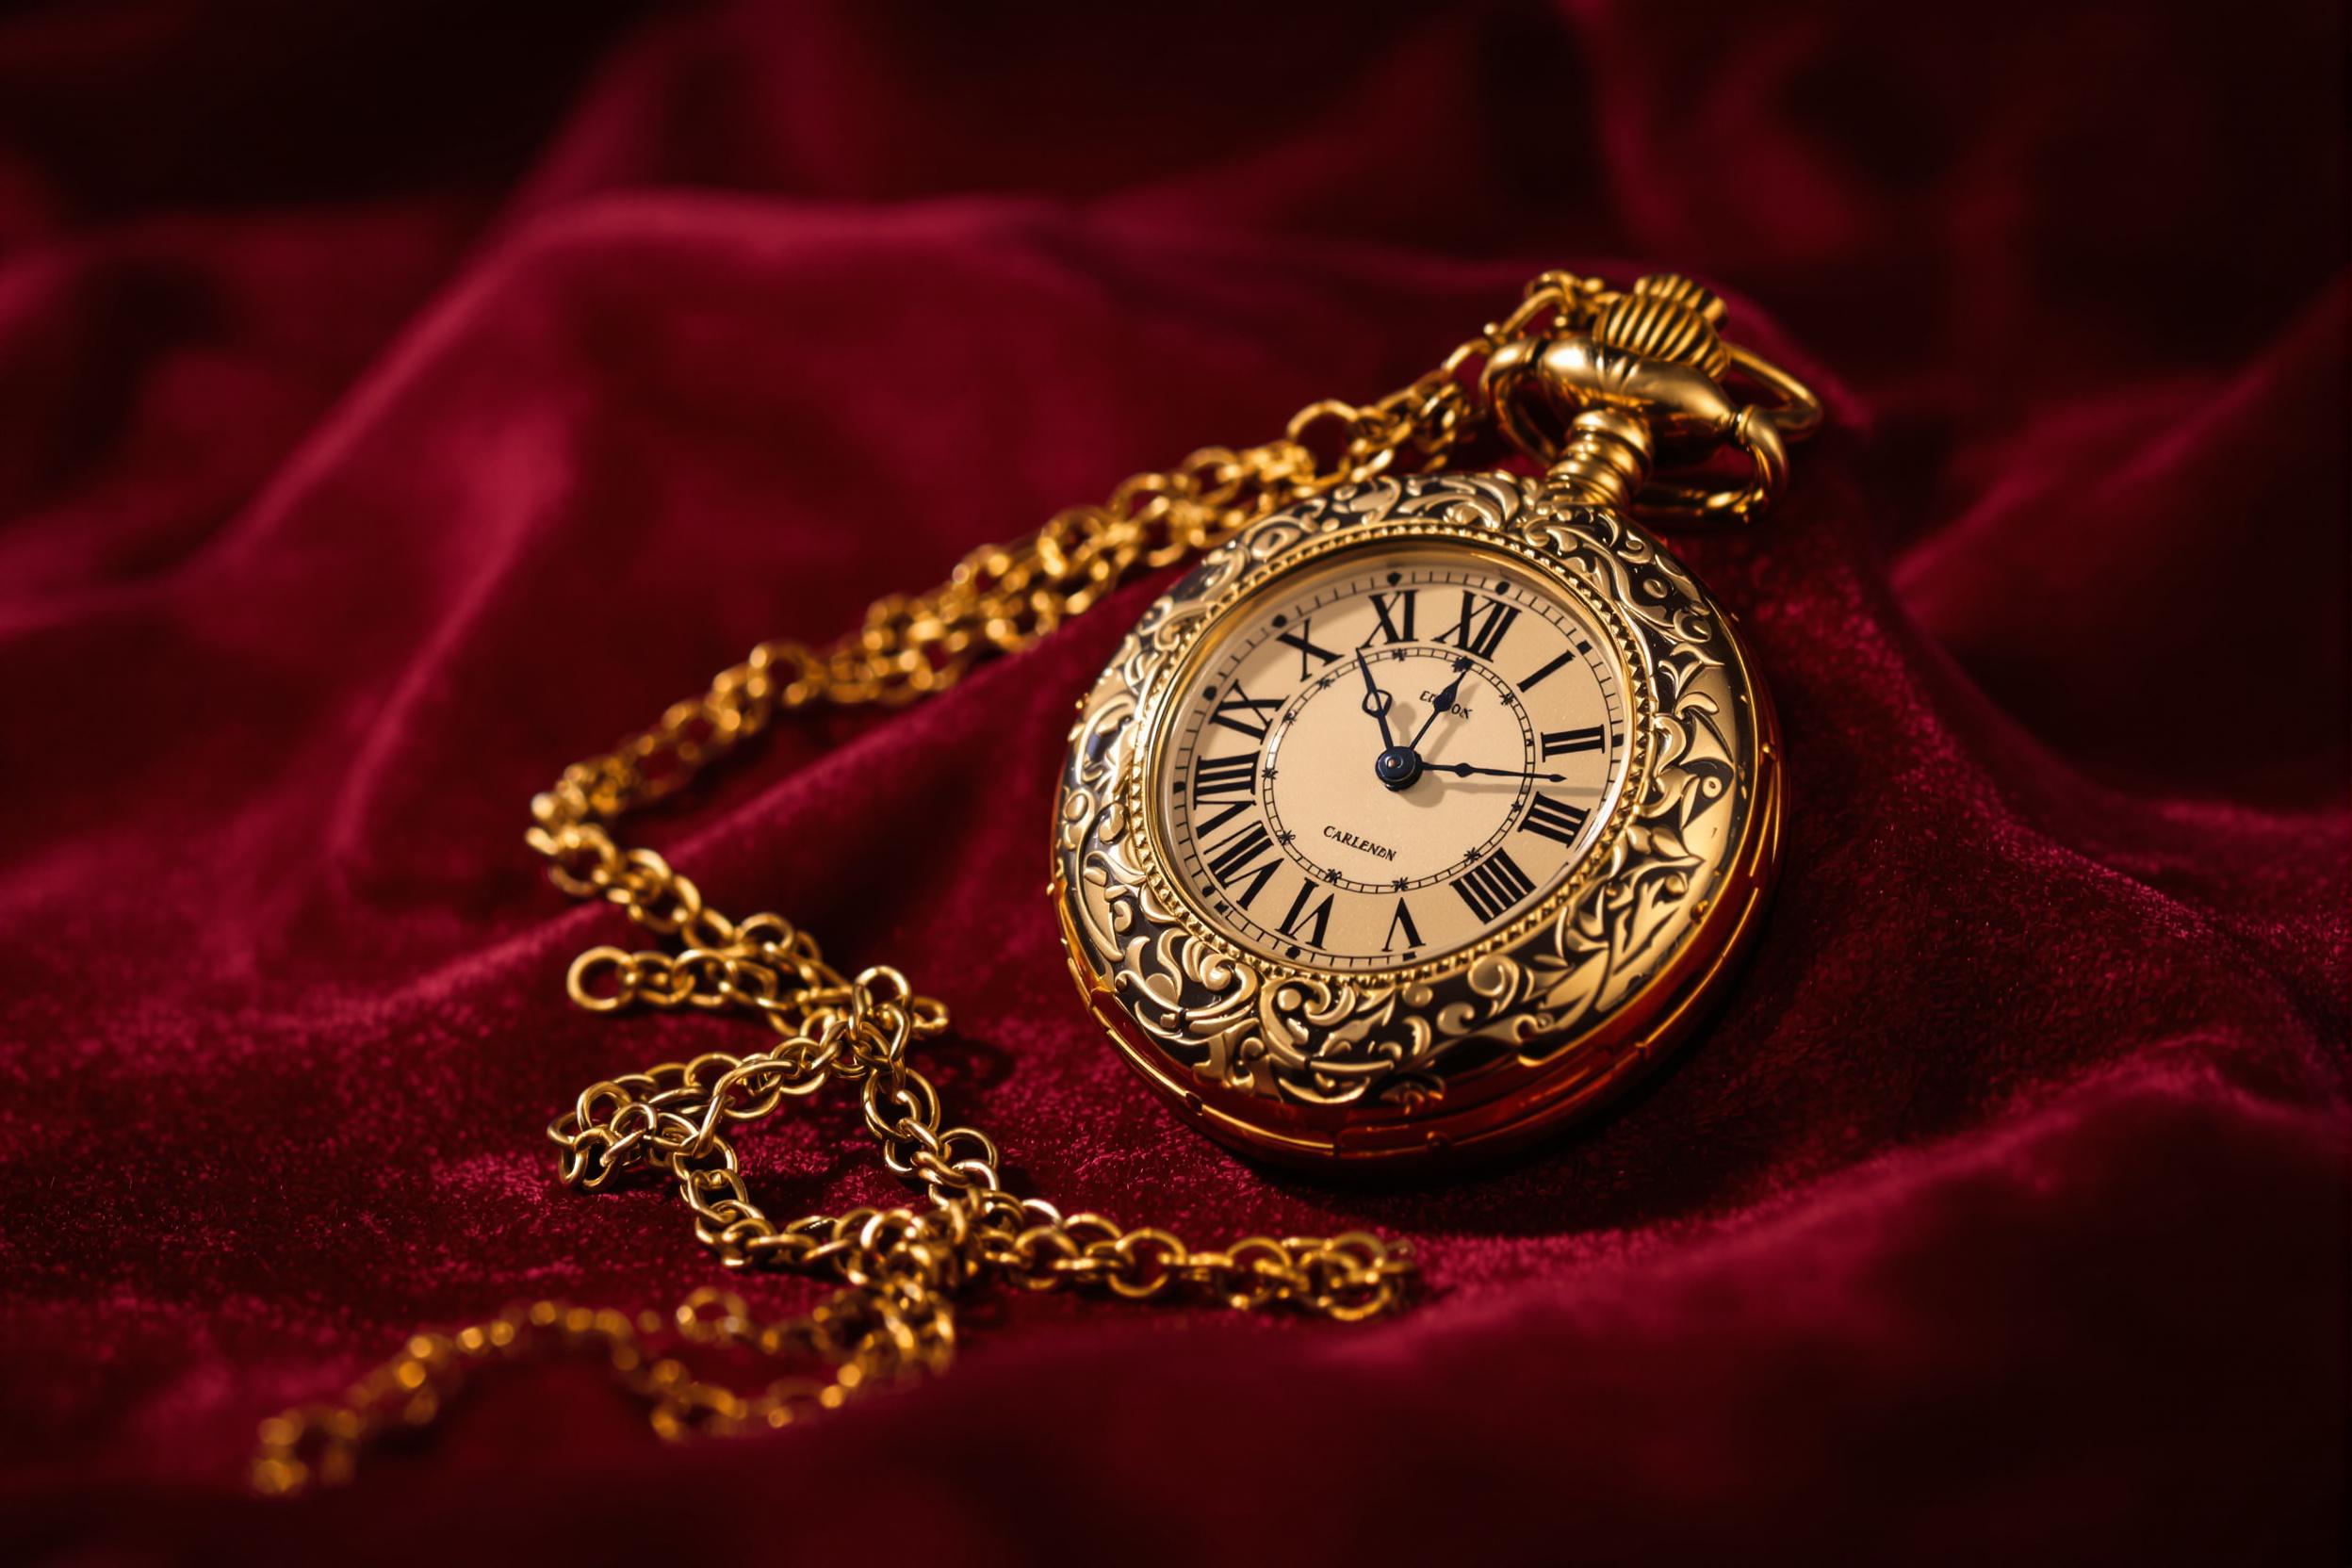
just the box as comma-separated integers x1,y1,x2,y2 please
1593,273,1730,381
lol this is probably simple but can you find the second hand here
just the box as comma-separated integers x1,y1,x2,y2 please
1426,761,1571,783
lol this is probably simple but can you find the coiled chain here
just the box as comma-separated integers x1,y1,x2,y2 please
253,270,1621,1495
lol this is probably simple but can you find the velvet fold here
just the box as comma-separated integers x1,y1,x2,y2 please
0,2,2342,1562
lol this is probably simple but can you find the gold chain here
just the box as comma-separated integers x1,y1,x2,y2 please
253,270,1622,1496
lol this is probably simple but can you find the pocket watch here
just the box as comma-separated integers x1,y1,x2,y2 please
1052,272,1818,1165
255,270,1819,1492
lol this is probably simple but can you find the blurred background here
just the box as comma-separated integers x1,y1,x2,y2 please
1,0,2343,800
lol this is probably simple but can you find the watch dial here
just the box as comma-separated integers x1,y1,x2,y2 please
1152,542,1631,972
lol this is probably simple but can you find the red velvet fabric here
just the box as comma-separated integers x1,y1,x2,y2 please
1,2,2344,1561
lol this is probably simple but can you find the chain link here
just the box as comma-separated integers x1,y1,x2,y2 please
253,270,1613,1495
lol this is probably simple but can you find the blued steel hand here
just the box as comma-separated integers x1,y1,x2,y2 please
1354,648,1397,749
1427,761,1571,782
1405,659,1472,752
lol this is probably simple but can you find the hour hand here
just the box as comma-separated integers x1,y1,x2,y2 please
1355,648,1397,748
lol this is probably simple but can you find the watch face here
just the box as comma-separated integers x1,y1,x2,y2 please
1150,541,1633,973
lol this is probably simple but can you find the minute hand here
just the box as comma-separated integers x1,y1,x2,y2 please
1428,761,1571,783
1404,667,1469,752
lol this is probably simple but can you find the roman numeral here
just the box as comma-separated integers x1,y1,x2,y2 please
1520,647,1580,691
1383,897,1424,952
1365,590,1417,645
1451,848,1536,923
1541,727,1606,758
1274,618,1340,679
1209,681,1282,740
1190,753,1257,835
1519,793,1591,846
1204,822,1279,909
1431,592,1519,661
1275,881,1334,947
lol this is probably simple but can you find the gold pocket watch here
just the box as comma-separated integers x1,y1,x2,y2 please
255,270,1819,1492
1053,273,1818,1165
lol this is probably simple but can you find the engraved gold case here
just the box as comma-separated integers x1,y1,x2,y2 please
1052,472,1779,1166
